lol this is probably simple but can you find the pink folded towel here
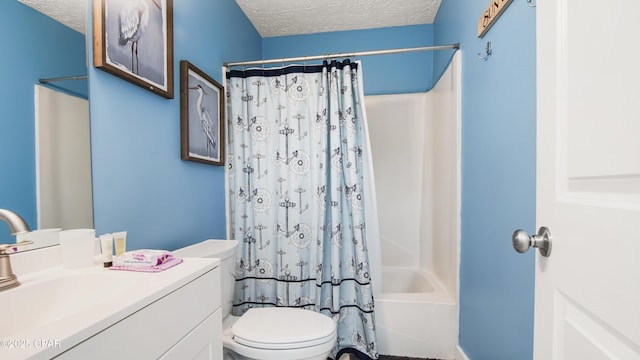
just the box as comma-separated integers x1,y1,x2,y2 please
109,250,183,272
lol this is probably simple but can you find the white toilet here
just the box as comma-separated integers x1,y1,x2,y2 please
173,240,337,360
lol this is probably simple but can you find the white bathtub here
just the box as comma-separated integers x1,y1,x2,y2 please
375,268,458,359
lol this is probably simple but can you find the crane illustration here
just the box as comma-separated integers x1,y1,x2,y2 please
119,0,161,74
190,85,217,157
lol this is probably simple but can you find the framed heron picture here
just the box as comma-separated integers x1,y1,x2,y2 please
93,0,174,99
180,61,224,166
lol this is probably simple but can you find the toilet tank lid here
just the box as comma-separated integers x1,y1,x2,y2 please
172,239,238,259
231,307,336,348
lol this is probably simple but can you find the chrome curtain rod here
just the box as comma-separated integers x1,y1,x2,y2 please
223,43,460,67
39,75,87,83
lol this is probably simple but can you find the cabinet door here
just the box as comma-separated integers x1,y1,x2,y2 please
55,268,220,359
160,309,222,360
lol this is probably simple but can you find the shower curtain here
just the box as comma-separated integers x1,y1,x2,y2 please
226,60,378,359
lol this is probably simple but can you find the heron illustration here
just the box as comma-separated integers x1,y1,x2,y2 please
119,0,161,75
190,85,217,158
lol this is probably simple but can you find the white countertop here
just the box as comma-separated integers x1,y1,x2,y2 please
1,251,219,360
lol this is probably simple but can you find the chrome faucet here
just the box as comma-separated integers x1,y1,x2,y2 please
0,209,32,291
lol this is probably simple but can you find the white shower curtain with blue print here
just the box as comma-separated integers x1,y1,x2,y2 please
226,60,379,359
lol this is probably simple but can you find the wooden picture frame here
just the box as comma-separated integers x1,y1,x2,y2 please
93,0,174,99
180,61,225,166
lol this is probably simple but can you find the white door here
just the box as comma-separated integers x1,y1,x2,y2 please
534,0,640,359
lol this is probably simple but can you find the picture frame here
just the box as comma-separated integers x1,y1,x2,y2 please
180,61,225,166
93,0,174,99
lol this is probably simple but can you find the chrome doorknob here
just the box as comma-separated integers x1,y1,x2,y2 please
512,227,552,257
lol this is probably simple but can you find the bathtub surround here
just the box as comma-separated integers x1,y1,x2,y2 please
374,269,456,358
226,60,378,359
365,52,460,359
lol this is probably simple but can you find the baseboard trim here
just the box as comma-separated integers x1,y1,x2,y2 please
456,345,470,360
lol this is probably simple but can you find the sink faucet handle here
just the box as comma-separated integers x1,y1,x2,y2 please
0,241,33,291
0,241,34,255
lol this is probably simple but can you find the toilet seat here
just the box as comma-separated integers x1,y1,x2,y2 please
231,307,337,350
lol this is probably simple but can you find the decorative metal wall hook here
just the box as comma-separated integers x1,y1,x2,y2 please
477,41,492,61
527,0,536,7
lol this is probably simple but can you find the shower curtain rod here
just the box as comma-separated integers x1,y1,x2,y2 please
223,43,459,67
39,75,87,83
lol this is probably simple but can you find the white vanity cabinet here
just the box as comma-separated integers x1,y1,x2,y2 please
54,266,222,360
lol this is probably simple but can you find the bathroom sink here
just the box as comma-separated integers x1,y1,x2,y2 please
0,269,137,338
0,252,219,360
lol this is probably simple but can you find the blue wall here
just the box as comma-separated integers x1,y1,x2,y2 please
262,24,439,95
434,1,537,359
264,6,537,358
0,2,87,242
3,3,537,357
87,0,261,251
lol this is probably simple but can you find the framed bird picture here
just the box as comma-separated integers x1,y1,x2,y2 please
92,0,174,99
180,61,225,166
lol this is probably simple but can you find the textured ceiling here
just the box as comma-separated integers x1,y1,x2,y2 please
18,0,86,34
235,0,443,37
18,0,441,37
